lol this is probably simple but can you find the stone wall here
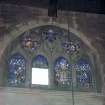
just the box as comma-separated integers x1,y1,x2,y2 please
0,87,103,105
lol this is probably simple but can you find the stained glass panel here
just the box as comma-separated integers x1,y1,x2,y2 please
39,25,63,43
54,57,71,86
76,59,92,88
62,41,80,54
32,55,48,68
8,53,26,86
21,33,41,52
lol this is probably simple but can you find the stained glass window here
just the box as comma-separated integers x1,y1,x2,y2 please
32,55,48,68
21,33,41,52
76,59,92,88
62,41,80,54
8,53,26,87
39,25,63,43
54,57,71,86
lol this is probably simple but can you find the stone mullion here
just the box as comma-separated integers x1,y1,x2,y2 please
48,63,55,89
72,64,77,88
25,58,32,88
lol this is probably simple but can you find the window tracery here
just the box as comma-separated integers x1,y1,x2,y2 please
62,41,80,54
6,25,95,90
39,25,63,43
21,33,41,52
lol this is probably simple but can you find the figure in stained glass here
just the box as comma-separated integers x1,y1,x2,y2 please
39,26,63,43
54,57,71,86
21,33,41,52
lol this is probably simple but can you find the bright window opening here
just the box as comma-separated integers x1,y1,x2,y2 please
32,68,48,85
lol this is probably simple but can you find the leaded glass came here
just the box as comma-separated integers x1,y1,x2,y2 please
32,55,48,68
8,53,26,87
76,59,92,88
54,57,72,87
21,33,41,52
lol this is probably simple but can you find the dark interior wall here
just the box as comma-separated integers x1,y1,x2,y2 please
0,0,104,14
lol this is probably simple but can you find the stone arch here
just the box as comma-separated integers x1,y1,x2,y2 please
1,21,103,91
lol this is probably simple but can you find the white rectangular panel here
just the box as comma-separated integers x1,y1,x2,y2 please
32,68,48,85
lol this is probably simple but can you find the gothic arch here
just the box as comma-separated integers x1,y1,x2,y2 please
1,23,102,91
32,54,48,68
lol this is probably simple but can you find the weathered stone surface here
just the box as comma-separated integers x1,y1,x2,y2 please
0,88,103,105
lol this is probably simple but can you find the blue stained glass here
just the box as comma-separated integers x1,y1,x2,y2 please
8,53,26,86
54,57,71,86
32,55,48,68
76,59,92,88
39,26,63,43
62,41,80,54
42,29,56,43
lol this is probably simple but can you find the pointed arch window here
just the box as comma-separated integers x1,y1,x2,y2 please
8,53,26,87
54,57,71,87
32,55,49,85
32,55,48,68
76,59,92,88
